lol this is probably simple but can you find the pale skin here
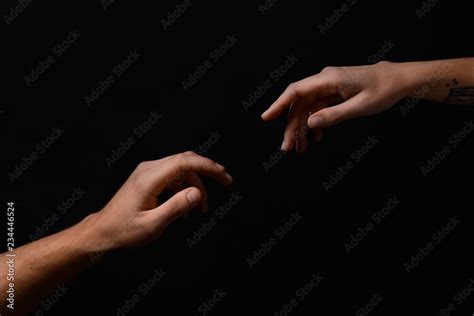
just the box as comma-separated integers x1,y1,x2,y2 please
261,58,474,153
0,151,232,315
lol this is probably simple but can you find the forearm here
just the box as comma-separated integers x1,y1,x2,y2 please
0,153,231,315
0,213,103,315
397,58,474,105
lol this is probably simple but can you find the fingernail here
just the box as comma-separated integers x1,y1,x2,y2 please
308,116,324,128
225,172,233,183
261,111,268,119
214,162,225,170
281,140,288,151
186,189,200,204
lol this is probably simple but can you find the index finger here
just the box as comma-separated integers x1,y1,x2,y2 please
136,152,233,195
260,74,332,121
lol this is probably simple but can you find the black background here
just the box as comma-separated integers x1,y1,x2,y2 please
1,0,474,315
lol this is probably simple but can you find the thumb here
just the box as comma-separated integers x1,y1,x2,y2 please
307,93,366,129
153,187,202,224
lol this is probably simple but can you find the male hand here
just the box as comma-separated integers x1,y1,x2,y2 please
89,151,233,250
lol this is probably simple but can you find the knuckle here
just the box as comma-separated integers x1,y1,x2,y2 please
287,82,296,89
375,60,391,67
321,66,335,74
176,153,189,164
130,171,148,191
287,83,300,97
321,66,340,78
183,150,195,156
136,161,150,171
173,155,189,174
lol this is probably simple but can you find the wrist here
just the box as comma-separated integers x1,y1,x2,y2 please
376,61,422,99
399,62,426,98
74,212,115,263
392,60,452,99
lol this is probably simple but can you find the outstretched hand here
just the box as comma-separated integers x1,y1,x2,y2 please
261,61,406,152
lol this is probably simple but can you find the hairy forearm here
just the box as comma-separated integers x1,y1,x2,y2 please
397,58,474,105
0,213,103,315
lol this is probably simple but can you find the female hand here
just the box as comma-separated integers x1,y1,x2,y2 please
261,61,406,152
